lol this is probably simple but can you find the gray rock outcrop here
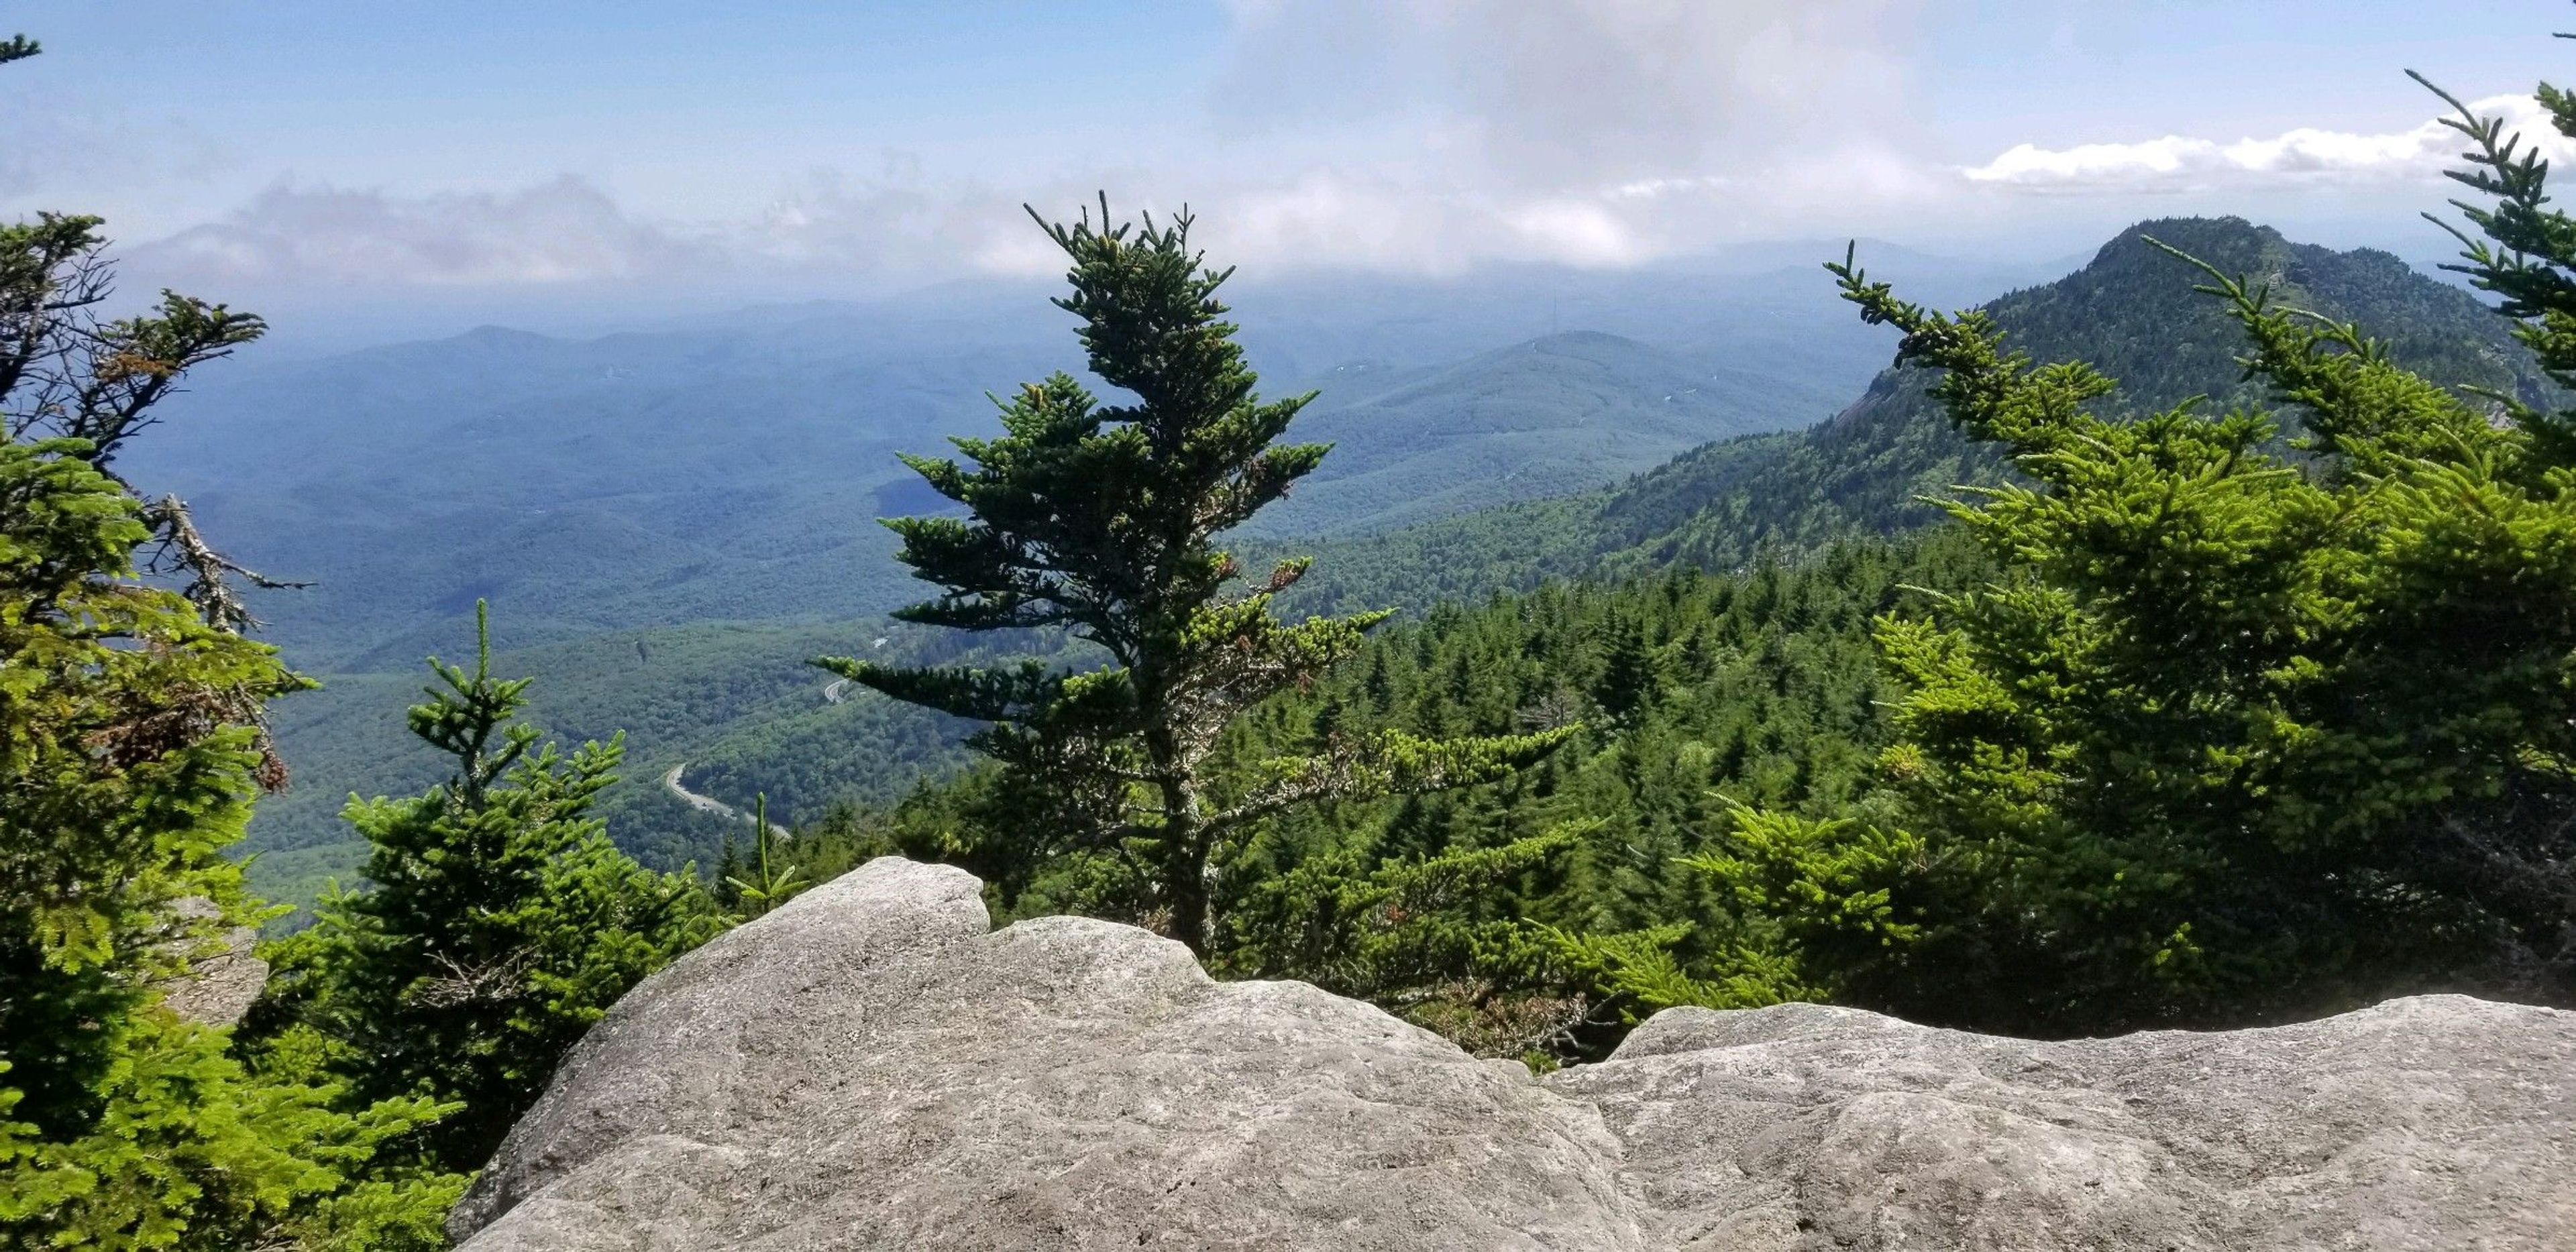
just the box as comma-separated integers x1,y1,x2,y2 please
450,857,1640,1251
453,856,2576,1251
1554,996,2574,1250
156,895,268,1029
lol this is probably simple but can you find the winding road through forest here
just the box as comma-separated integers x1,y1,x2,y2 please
661,763,790,838
657,667,885,838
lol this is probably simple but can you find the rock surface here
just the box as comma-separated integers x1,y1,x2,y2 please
453,857,2576,1251
157,895,268,1029
1555,997,2575,1251
450,857,1640,1251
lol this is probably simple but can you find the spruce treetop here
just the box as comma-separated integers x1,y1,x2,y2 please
881,196,1328,650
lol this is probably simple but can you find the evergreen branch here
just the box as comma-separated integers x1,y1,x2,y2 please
815,656,1075,724
1206,726,1575,835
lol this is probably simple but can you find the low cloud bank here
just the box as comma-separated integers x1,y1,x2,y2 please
1966,94,2567,194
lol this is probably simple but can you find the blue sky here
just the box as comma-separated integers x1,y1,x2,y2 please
3,1,2567,317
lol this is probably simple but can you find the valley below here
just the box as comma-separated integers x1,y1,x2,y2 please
160,219,2551,914
154,251,2051,905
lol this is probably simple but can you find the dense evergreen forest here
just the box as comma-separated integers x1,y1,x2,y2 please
736,535,1949,1059
238,620,989,911
201,272,1916,905
10,15,2576,1248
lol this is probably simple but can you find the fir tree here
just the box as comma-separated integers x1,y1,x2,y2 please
1224,824,1593,1060
822,199,1568,953
0,41,462,1239
1592,612,1662,724
0,372,461,1252
260,604,719,1174
2414,55,2576,455
1735,60,2576,1029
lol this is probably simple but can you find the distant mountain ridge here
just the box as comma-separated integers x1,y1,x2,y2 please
1253,330,1853,536
172,261,2011,897
1293,217,2559,614
203,217,2529,906
126,260,1996,672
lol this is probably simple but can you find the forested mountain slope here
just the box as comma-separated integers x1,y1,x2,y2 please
826,213,2576,1054
178,261,2040,903
239,620,947,906
814,526,2000,1047
1250,331,1855,536
127,260,2000,671
1294,217,2555,613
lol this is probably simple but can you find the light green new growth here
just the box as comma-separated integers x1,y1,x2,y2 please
724,795,809,917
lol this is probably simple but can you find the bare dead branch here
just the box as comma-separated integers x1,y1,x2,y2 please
142,494,313,634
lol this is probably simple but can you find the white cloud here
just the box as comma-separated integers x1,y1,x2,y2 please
1193,176,1644,275
139,176,718,286
143,1,2514,294
1966,95,2571,193
38,1,2564,300
747,167,1044,278
134,167,1068,290
1216,0,1927,191
108,1,1967,292
1144,1,1951,275
121,162,1841,297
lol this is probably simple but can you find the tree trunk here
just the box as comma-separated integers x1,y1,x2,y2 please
1142,681,1211,954
1159,777,1210,954
1165,842,1210,956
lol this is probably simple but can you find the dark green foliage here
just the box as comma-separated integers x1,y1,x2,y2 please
2417,64,2576,453
1204,203,2576,1044
716,795,807,917
1,192,460,1245
1223,825,1595,1061
1592,612,1664,725
1801,226,2575,1029
257,606,720,1174
3,1010,464,1252
828,203,1568,953
1188,530,1990,1052
1657,75,2576,1035
194,236,2082,911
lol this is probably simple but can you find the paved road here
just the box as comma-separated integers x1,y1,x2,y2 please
661,762,789,838
668,645,882,831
